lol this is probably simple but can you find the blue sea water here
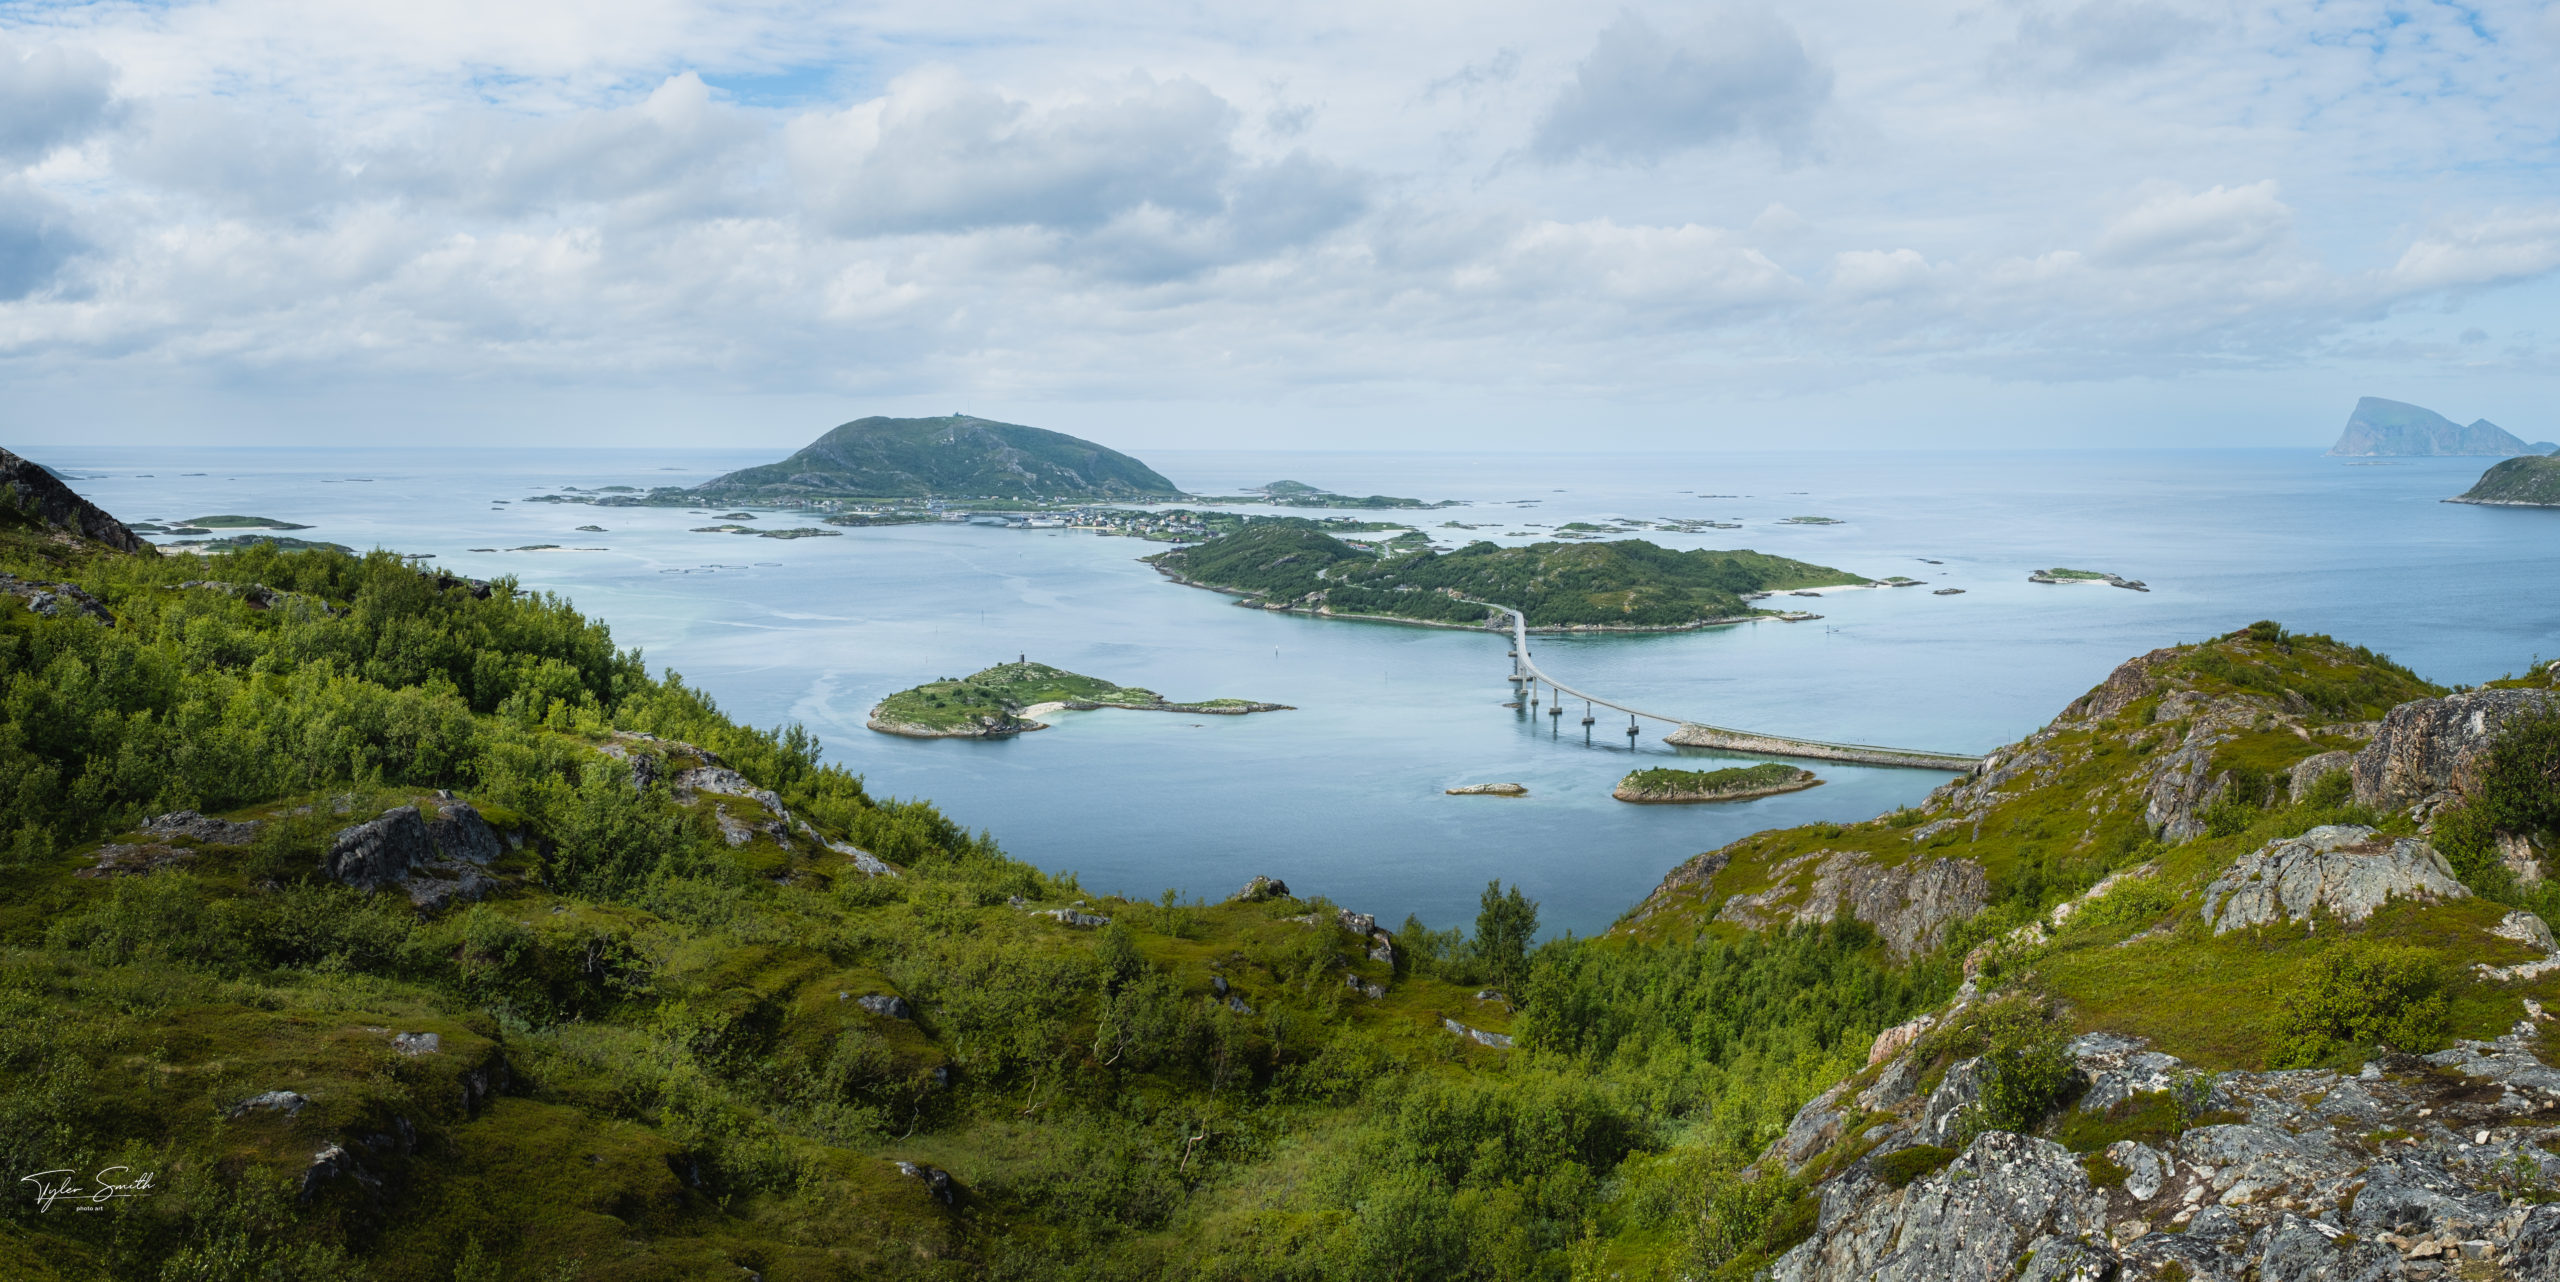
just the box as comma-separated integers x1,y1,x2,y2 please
41,447,2560,937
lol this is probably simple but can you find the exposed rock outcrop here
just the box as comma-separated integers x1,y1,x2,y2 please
1770,1131,2112,1282
2202,825,2470,933
1772,1025,2560,1281
2353,689,2557,813
0,570,114,622
0,446,154,553
319,800,504,910
1716,849,1989,958
1445,782,1528,796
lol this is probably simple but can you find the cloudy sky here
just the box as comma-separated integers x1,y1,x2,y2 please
2,0,2556,451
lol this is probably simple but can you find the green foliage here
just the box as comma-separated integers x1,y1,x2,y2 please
1473,880,1539,993
2070,877,2177,933
2269,939,2451,1068
1151,521,1864,629
1966,1001,2077,1136
2428,704,2560,918
2166,624,2442,721
1873,1145,1957,1189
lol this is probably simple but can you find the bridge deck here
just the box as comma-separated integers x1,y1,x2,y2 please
1481,602,1983,772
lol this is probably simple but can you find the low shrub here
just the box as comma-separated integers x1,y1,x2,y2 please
2269,939,2449,1069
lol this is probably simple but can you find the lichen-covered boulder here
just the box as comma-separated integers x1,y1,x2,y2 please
2352,688,2556,812
2201,825,2467,933
1770,1131,2113,1282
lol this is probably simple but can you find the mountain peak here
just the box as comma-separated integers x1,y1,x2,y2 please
2327,396,2540,457
0,446,155,554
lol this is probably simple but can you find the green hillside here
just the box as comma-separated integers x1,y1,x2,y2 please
2451,453,2560,507
7,487,2560,1279
1148,520,1865,628
699,416,1184,501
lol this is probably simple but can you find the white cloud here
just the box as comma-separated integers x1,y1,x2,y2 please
2093,181,2292,265
1997,1,2214,78
0,37,113,164
790,70,1242,236
2387,211,2560,293
1530,8,1829,164
0,1,2558,445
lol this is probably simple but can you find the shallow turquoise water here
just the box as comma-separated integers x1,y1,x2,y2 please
45,447,2560,935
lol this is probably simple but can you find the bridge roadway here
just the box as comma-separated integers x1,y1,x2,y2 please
1480,602,1986,773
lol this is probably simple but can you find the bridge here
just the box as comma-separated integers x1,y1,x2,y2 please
1481,602,1985,772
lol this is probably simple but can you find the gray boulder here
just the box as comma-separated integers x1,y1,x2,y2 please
141,810,261,845
1230,875,1290,901
391,1032,441,1057
228,1090,311,1118
322,803,504,908
2352,688,2556,812
1770,1131,2112,1282
424,799,503,864
322,807,438,891
2511,1203,2560,1279
2201,825,2468,933
856,994,913,1020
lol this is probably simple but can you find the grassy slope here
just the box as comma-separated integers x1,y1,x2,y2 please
1620,625,2560,1076
7,518,2555,1281
1151,521,1865,629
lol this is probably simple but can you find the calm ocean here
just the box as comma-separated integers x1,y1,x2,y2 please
42,447,2560,936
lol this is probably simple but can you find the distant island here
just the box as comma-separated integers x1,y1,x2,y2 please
1219,480,1457,510
867,660,1290,738
1612,763,1819,803
699,415,1184,502
2029,567,2148,591
181,514,312,530
2325,396,2557,456
2448,454,2560,508
1147,520,1864,631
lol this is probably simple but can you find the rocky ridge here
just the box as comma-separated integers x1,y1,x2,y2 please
0,445,155,554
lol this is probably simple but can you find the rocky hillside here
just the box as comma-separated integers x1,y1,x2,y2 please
2452,454,2560,508
9,465,2560,1280
1630,620,2560,1279
2326,396,2555,457
698,415,1184,501
0,446,153,554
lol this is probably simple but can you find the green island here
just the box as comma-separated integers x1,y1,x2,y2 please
162,533,355,554
698,415,1185,503
1614,762,1822,803
8,449,2560,1281
181,514,313,530
2450,453,2560,507
868,659,1290,737
1147,519,1865,630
